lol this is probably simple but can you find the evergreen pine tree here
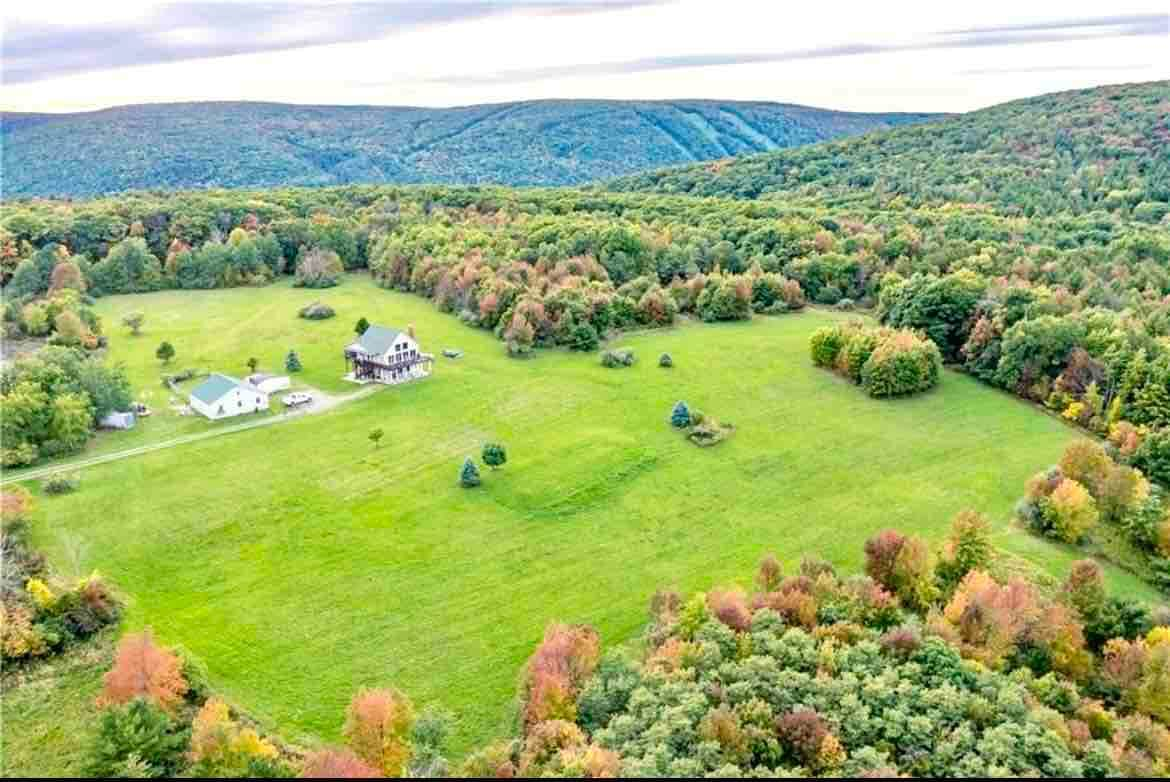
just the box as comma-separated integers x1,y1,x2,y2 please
459,457,481,487
670,400,691,428
285,349,302,373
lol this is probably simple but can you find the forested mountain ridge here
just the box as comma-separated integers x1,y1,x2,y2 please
607,81,1170,218
0,99,938,198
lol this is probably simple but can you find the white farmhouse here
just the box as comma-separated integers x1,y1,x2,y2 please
344,324,433,385
189,373,270,420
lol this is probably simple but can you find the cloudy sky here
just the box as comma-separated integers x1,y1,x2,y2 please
3,1,1167,114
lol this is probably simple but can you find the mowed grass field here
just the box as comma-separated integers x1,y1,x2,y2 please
21,275,1161,756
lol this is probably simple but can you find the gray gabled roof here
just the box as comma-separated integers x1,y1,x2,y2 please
190,373,245,404
355,325,403,355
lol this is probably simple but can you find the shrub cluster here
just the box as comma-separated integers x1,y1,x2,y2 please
0,487,121,664
810,320,941,397
42,471,81,495
1017,440,1170,590
600,347,635,368
86,628,452,778
297,301,336,320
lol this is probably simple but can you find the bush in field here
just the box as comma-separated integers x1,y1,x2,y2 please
459,457,481,487
811,323,940,398
85,698,189,778
121,311,145,335
600,347,635,368
42,471,80,495
670,400,691,428
298,301,335,320
809,325,845,367
156,340,175,364
284,349,302,373
294,247,343,288
841,328,879,383
99,629,188,713
482,442,507,470
658,352,673,368
1043,478,1099,543
343,688,416,777
860,330,941,397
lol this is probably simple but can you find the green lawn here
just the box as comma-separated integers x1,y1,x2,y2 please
20,275,1161,759
0,632,114,777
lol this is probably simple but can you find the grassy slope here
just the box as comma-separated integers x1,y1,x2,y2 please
0,100,937,198
0,632,114,777
21,276,1160,761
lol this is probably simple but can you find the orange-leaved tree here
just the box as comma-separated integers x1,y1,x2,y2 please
99,629,188,713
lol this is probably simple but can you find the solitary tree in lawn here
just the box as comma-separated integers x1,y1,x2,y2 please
122,312,145,336
482,442,507,470
459,457,481,488
670,400,691,428
355,317,370,336
156,341,175,365
246,357,259,374
285,349,302,373
369,427,384,449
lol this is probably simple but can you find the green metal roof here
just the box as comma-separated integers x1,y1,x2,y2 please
190,373,244,404
356,325,402,355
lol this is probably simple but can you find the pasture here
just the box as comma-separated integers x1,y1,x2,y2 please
22,275,1159,754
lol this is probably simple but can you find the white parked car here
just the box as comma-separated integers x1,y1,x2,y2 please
282,392,313,407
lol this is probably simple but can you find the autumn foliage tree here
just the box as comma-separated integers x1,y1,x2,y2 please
521,623,601,730
300,748,381,778
99,629,188,713
343,687,416,777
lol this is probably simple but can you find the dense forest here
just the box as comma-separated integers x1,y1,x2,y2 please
608,81,1170,218
0,99,937,198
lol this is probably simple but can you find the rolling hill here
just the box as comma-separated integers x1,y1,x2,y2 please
607,81,1170,217
0,99,937,198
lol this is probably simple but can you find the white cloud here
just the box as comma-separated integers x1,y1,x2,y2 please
1,1,1166,113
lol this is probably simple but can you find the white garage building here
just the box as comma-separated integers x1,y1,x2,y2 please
189,373,270,420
